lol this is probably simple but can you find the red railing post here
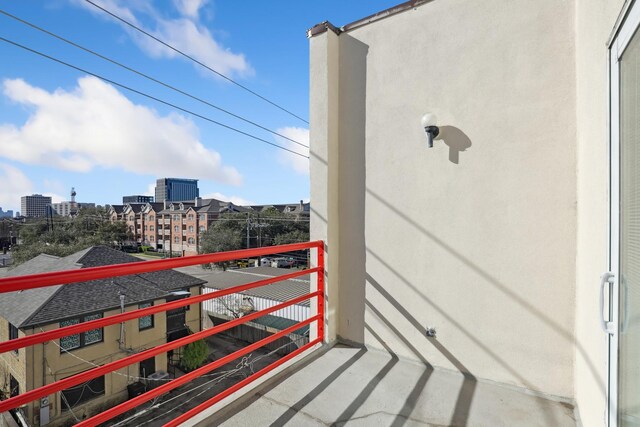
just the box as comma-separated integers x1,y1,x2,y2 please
317,242,325,341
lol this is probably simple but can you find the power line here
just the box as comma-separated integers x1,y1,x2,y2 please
83,0,309,125
0,37,309,159
0,9,308,149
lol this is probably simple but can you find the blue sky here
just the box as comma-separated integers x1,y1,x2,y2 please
0,0,399,213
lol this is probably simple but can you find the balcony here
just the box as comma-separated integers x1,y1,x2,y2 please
0,241,577,427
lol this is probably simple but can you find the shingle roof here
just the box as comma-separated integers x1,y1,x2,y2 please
108,205,124,214
146,203,165,212
0,246,205,328
191,266,311,307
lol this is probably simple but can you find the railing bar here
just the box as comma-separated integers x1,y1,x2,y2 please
165,337,323,427
0,267,322,354
76,316,322,427
0,293,321,412
0,241,323,293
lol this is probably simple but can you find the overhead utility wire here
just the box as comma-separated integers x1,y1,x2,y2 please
0,37,309,159
0,10,308,149
83,0,309,125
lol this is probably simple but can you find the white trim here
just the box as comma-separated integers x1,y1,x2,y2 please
609,43,620,427
616,1,640,57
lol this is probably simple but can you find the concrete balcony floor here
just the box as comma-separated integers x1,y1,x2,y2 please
196,345,577,427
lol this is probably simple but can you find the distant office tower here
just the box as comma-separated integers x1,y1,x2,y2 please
21,194,52,217
0,208,13,218
51,188,95,217
123,195,154,204
155,178,199,202
51,202,96,217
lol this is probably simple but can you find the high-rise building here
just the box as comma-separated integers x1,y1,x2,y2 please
51,188,95,217
155,178,199,202
0,208,13,218
123,195,154,204
21,194,52,217
51,202,96,217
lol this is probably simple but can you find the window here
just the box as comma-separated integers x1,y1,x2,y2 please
9,374,18,398
199,214,206,221
145,225,148,231
188,226,194,233
138,302,154,330
174,225,179,233
150,215,155,221
59,313,103,352
174,237,179,243
188,214,194,220
173,214,180,221
9,323,19,355
61,375,104,411
150,236,154,242
9,322,18,340
199,226,205,233
150,225,154,231
129,215,134,221
188,237,195,244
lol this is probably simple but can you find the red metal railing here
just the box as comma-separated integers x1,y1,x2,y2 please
0,241,325,426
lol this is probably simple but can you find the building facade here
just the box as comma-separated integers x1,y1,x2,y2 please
0,247,204,427
112,199,263,255
154,178,199,203
51,202,96,217
20,195,52,218
0,208,13,218
122,195,154,204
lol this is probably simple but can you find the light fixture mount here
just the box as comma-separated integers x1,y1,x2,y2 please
421,113,439,148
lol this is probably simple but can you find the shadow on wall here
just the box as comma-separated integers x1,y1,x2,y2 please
363,186,604,417
435,126,472,164
366,274,476,426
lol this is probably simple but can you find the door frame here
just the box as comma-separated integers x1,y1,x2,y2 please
609,3,640,425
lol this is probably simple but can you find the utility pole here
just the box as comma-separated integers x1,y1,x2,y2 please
246,213,251,249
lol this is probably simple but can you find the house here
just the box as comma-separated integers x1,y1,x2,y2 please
0,246,205,426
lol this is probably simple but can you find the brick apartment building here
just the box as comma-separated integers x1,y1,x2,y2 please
108,199,309,256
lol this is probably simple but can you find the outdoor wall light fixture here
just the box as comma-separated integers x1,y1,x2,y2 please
421,113,439,148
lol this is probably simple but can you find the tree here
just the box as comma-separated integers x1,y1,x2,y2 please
180,339,208,371
199,227,243,270
11,206,129,266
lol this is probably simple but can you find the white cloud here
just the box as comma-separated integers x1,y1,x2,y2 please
0,77,242,186
0,164,66,212
202,192,254,206
173,0,208,19
43,179,66,195
44,192,66,204
145,182,155,197
75,0,252,78
275,127,309,175
0,163,32,212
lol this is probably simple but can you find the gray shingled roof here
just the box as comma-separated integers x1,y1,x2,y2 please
0,246,205,328
185,266,312,307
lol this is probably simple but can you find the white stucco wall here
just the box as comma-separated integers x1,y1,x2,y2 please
575,0,626,425
311,0,579,400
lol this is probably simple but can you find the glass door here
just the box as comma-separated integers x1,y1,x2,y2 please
611,5,640,425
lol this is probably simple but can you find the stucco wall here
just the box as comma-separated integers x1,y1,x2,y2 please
311,0,578,400
575,0,626,425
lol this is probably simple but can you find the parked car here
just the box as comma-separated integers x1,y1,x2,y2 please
271,257,294,268
260,257,271,266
